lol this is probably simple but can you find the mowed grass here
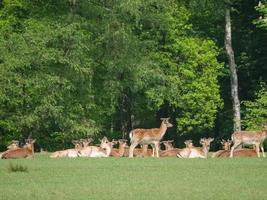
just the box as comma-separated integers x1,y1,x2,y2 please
0,154,267,200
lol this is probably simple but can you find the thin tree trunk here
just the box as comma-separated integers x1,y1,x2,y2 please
224,0,241,131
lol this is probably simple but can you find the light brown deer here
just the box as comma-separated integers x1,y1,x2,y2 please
161,140,174,151
230,125,267,158
216,148,257,157
129,118,173,157
212,139,232,158
2,139,36,159
161,140,192,157
7,140,20,150
178,138,214,159
50,140,82,158
78,137,113,157
111,139,128,157
0,140,20,158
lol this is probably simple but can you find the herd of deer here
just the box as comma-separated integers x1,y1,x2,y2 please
1,118,266,159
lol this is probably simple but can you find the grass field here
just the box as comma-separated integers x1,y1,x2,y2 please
0,154,267,200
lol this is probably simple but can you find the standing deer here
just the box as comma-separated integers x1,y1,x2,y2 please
128,118,173,158
230,125,267,158
2,139,36,159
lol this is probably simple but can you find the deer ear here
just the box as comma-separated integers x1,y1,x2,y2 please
32,139,36,143
209,138,214,142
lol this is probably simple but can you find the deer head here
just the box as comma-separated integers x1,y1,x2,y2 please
160,118,173,128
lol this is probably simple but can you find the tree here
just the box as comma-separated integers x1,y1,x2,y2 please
224,0,241,131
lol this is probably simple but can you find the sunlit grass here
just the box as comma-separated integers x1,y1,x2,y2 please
0,154,266,200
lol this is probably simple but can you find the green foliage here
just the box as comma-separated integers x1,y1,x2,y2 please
242,84,267,130
254,2,267,29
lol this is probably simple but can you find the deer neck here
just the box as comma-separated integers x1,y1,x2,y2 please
118,145,125,156
201,145,209,158
159,122,168,138
105,145,112,156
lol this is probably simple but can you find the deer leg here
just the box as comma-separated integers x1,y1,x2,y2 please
260,144,265,158
129,142,138,158
155,142,160,158
150,144,155,157
230,142,241,157
255,143,260,158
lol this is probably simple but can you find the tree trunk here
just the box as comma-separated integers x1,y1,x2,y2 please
224,0,241,131
119,88,132,139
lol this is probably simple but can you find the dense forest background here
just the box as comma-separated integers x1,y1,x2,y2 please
0,0,266,151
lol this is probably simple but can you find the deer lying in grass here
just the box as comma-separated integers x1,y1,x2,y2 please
216,148,257,157
110,139,128,157
212,139,232,158
129,118,173,157
2,139,36,159
160,140,192,157
78,137,113,157
0,140,20,158
161,140,174,151
177,138,214,158
230,125,267,158
50,140,82,158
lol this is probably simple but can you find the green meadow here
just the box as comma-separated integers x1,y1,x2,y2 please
0,155,267,200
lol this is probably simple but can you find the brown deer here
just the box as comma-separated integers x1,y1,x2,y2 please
111,139,128,157
161,140,192,157
79,138,94,148
0,140,20,158
128,118,173,157
216,148,257,157
78,137,113,157
50,140,82,158
230,125,267,157
212,139,232,158
2,139,36,159
178,138,214,158
160,140,174,151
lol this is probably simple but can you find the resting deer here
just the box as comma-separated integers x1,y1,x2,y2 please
80,138,94,148
78,137,113,157
129,118,173,158
212,139,232,158
50,140,82,158
2,139,36,159
161,140,174,151
161,140,191,157
178,138,214,158
0,140,20,158
111,139,128,157
230,125,267,158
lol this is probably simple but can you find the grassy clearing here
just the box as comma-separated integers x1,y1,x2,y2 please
0,154,267,200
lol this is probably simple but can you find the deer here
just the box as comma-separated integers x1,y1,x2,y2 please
161,140,192,157
110,139,128,157
128,118,173,158
230,125,267,158
216,148,257,157
160,140,174,151
50,140,82,158
1,139,36,159
212,139,232,158
0,140,20,158
78,137,113,157
177,138,214,158
79,138,94,148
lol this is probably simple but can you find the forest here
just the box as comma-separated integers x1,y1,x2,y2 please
0,0,266,151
